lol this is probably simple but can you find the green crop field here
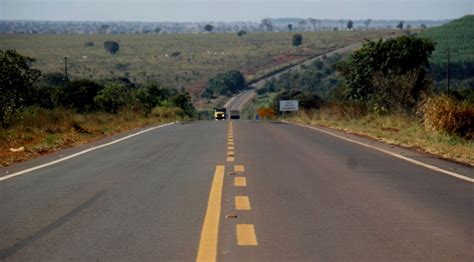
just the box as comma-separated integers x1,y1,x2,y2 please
420,15,474,64
420,15,474,82
0,30,396,93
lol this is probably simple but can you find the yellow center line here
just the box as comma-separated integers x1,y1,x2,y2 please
228,142,234,146
234,177,247,187
234,165,245,172
227,151,235,157
235,196,251,210
236,224,258,246
227,157,235,162
227,146,234,150
196,166,225,262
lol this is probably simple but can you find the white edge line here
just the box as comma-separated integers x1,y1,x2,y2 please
0,122,176,182
286,121,474,183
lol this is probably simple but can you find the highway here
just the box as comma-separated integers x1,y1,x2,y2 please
1,120,473,261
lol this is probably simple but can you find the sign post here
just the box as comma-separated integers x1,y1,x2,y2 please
279,100,299,119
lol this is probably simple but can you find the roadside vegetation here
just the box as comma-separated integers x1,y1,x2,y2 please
251,27,473,165
0,49,194,167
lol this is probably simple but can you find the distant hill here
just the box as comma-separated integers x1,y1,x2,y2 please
420,15,474,82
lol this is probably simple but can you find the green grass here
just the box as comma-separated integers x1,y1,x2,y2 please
0,31,397,91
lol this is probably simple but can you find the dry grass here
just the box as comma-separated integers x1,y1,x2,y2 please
421,95,474,139
289,106,474,166
0,107,182,167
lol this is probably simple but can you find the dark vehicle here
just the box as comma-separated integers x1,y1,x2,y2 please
230,110,240,119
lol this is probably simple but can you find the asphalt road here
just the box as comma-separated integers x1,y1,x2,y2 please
0,120,472,261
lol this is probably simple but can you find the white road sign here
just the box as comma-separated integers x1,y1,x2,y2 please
279,100,299,111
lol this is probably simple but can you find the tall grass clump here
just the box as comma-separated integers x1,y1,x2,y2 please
422,95,474,139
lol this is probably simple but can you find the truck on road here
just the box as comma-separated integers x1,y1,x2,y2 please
230,110,240,119
214,108,227,120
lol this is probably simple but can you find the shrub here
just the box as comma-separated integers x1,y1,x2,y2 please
292,34,303,46
104,41,120,54
94,83,133,113
60,80,104,112
422,95,474,139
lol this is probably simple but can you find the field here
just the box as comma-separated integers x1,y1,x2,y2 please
0,30,397,99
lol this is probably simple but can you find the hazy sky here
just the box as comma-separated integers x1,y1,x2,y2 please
1,0,473,22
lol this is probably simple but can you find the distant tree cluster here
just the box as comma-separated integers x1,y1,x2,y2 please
202,70,246,98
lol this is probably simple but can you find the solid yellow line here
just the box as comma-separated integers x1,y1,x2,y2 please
228,142,234,146
227,157,235,162
235,196,251,210
234,177,246,187
236,224,258,246
227,146,234,150
196,165,225,262
234,165,245,172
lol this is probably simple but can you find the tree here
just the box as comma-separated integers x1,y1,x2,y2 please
298,20,307,30
420,24,427,30
347,20,354,30
396,21,404,30
292,34,303,47
287,24,293,32
135,81,173,114
154,27,161,34
204,24,213,32
99,24,109,34
237,30,247,37
170,91,195,117
94,83,132,113
104,41,120,54
364,19,372,29
261,18,273,31
336,35,436,113
60,80,104,112
202,70,246,98
0,50,41,127
308,18,318,31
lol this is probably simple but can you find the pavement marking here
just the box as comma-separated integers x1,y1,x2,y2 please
196,165,225,262
227,151,235,156
0,122,176,182
228,142,234,146
235,196,251,210
236,224,258,246
291,122,474,183
234,177,247,187
228,146,235,150
227,157,235,162
234,165,245,172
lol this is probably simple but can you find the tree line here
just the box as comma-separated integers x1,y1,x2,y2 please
0,50,195,128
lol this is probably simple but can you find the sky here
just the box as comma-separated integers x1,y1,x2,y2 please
1,0,473,22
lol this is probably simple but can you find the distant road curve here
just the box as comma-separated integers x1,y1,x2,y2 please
226,42,363,112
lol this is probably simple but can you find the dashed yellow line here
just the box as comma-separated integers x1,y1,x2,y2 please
227,151,235,157
228,146,234,150
228,142,234,146
236,224,258,246
234,177,247,187
227,157,235,162
235,196,251,210
234,165,245,173
196,166,225,262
